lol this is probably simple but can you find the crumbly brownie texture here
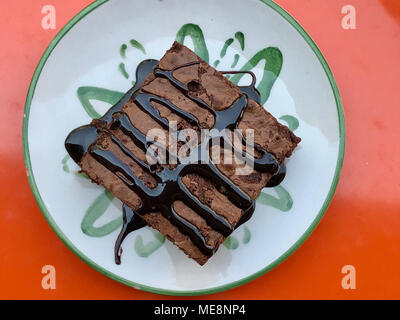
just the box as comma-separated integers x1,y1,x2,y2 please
77,42,300,265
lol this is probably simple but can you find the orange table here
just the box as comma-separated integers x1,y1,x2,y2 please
1,0,399,299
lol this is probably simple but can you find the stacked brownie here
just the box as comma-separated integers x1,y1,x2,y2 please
65,42,300,265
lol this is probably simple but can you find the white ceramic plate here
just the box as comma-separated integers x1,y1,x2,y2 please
23,0,345,295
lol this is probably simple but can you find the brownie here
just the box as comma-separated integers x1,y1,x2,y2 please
66,42,300,265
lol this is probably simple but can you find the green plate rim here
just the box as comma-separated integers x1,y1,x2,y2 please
22,0,345,296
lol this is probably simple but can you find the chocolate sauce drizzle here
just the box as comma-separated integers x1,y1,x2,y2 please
65,59,287,264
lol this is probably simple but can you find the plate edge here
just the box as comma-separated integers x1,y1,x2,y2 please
22,0,346,297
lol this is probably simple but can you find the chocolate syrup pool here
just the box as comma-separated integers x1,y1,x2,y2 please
65,59,287,264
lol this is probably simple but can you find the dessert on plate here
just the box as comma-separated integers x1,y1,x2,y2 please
65,42,300,265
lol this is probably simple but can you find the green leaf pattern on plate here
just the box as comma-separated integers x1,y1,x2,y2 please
235,31,245,50
134,232,166,258
81,190,122,237
176,24,209,63
242,226,251,244
77,86,124,119
279,115,299,131
118,62,129,79
257,185,293,212
230,47,283,105
223,236,239,250
62,154,70,173
220,38,234,58
129,39,146,55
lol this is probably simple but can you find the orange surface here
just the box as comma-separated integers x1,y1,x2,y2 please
0,0,399,300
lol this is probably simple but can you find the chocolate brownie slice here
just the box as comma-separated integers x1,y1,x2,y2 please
66,42,300,265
